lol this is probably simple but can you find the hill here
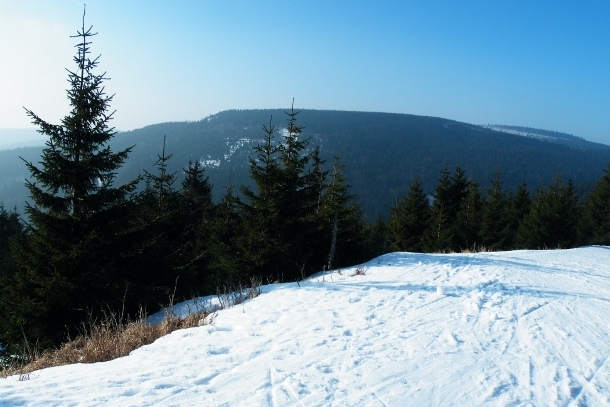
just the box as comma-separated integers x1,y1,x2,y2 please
2,110,610,217
1,246,609,406
0,129,45,151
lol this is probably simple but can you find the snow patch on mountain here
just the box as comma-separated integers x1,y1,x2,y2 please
485,125,560,143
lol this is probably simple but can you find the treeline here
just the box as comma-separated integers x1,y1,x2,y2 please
387,166,610,253
0,106,378,354
0,23,372,355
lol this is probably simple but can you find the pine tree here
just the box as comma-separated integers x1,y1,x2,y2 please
240,106,327,281
134,137,185,299
423,166,469,252
208,185,245,289
364,215,390,259
583,164,610,244
4,13,139,350
507,181,531,247
388,176,430,252
455,179,483,251
321,156,366,269
480,173,512,251
239,116,282,279
142,136,177,211
181,159,213,219
0,206,23,355
176,159,215,295
0,206,21,277
516,176,580,249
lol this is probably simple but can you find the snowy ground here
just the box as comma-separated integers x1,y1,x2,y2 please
2,247,610,406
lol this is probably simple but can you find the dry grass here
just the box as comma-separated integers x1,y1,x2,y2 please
1,307,208,380
350,267,367,276
1,277,262,379
459,244,488,254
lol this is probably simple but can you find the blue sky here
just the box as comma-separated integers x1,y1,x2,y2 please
1,1,609,144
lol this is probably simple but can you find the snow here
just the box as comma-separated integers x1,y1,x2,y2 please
485,125,560,142
2,247,610,406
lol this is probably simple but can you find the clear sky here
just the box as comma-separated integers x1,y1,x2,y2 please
1,1,610,144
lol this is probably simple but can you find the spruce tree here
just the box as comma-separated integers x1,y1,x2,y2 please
135,138,184,299
364,215,390,258
176,159,215,294
208,185,245,289
423,166,469,252
583,164,610,244
0,206,21,278
516,176,580,249
507,181,531,247
321,156,366,269
480,173,512,251
5,13,139,350
240,106,326,281
239,116,282,279
0,206,23,355
388,176,430,252
455,179,483,251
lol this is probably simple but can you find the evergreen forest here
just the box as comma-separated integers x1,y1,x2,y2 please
2,17,610,359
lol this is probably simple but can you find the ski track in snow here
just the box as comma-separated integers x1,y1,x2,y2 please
2,247,610,406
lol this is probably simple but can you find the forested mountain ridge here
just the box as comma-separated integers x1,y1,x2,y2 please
2,109,610,218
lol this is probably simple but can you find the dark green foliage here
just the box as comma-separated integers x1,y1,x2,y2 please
423,166,470,252
134,138,184,300
507,182,532,244
455,180,483,251
239,117,283,279
1,18,141,351
364,215,390,259
0,206,21,276
582,164,610,245
388,177,430,252
207,185,245,288
516,176,580,249
480,174,513,251
176,159,215,294
239,108,326,281
0,206,23,355
320,157,367,269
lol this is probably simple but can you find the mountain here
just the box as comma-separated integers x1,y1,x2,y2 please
0,129,46,151
2,247,609,405
2,110,610,217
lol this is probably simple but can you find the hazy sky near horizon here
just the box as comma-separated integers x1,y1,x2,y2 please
1,1,610,144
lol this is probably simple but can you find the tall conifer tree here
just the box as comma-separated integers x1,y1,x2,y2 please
455,179,483,251
423,166,469,252
240,106,326,281
388,176,430,252
516,176,580,249
583,164,610,244
4,11,139,349
480,173,512,251
321,156,366,269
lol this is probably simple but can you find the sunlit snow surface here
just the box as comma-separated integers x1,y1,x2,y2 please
2,247,610,406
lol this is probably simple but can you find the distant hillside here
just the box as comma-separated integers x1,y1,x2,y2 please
2,110,610,218
0,129,46,151
483,125,610,151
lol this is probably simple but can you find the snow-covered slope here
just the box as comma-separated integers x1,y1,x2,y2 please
2,247,610,406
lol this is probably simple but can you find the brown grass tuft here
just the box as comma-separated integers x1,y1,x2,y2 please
1,277,262,379
1,307,209,379
350,267,367,276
